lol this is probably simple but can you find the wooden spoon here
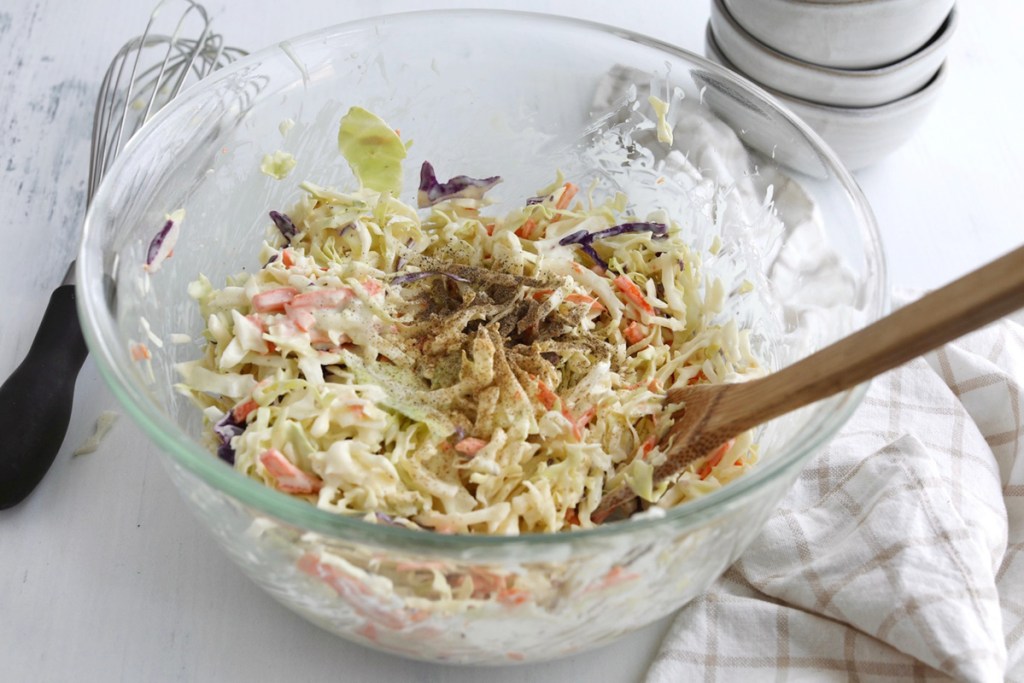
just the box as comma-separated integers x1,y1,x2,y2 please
593,244,1024,521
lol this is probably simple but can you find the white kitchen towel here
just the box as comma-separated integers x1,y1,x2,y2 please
647,306,1024,682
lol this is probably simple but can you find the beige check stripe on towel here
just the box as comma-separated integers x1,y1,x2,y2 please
647,306,1024,682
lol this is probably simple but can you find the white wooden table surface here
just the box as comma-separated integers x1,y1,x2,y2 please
2,1,1021,681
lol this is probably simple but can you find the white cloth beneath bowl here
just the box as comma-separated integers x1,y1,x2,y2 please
646,300,1024,683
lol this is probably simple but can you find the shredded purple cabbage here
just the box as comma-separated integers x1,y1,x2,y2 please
581,244,608,270
417,161,501,208
374,511,425,529
525,195,546,205
213,410,246,464
558,222,668,270
269,210,297,241
145,219,174,266
558,230,590,246
390,271,471,286
559,222,669,246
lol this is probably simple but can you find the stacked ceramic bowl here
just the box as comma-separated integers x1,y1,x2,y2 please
705,0,957,169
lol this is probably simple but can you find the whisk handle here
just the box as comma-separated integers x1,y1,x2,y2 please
0,284,88,509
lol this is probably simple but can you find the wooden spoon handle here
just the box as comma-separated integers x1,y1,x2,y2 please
711,244,1024,435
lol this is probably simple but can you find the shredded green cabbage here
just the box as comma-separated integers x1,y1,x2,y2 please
260,150,297,180
337,106,407,195
176,109,764,534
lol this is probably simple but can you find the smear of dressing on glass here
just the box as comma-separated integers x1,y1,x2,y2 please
279,41,309,85
648,95,673,146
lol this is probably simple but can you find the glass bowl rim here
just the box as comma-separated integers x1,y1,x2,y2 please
77,8,887,550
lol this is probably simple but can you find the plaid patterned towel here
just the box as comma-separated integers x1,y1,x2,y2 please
647,306,1024,682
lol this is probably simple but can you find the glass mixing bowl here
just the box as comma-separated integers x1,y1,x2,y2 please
77,10,885,665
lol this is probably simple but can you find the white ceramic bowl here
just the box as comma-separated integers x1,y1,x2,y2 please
723,0,956,69
711,0,956,108
705,24,948,170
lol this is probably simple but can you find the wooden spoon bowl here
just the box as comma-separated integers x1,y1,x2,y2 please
595,243,1024,521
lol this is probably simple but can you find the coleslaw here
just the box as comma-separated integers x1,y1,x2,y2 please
176,106,765,534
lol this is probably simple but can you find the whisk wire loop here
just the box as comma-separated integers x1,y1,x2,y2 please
86,0,242,204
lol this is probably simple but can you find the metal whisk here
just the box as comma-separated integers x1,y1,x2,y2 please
0,0,246,509
88,0,246,204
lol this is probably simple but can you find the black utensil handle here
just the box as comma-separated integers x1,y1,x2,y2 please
0,284,89,509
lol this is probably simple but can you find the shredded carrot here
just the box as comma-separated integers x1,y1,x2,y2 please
601,565,639,587
357,623,378,642
555,182,579,210
623,321,646,345
232,399,259,422
640,435,658,457
395,561,449,572
687,369,708,386
260,448,323,494
485,223,496,236
585,565,640,593
252,287,298,313
312,323,335,345
531,289,554,301
297,553,407,629
245,315,276,354
514,218,537,239
537,380,559,410
285,304,316,332
130,342,151,361
361,278,383,296
564,508,580,526
290,287,353,309
408,610,431,624
564,406,596,441
549,182,581,223
565,292,605,312
469,569,507,597
280,249,294,267
454,437,488,456
496,587,531,606
613,274,654,315
699,439,736,480
562,408,577,438
309,328,350,350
